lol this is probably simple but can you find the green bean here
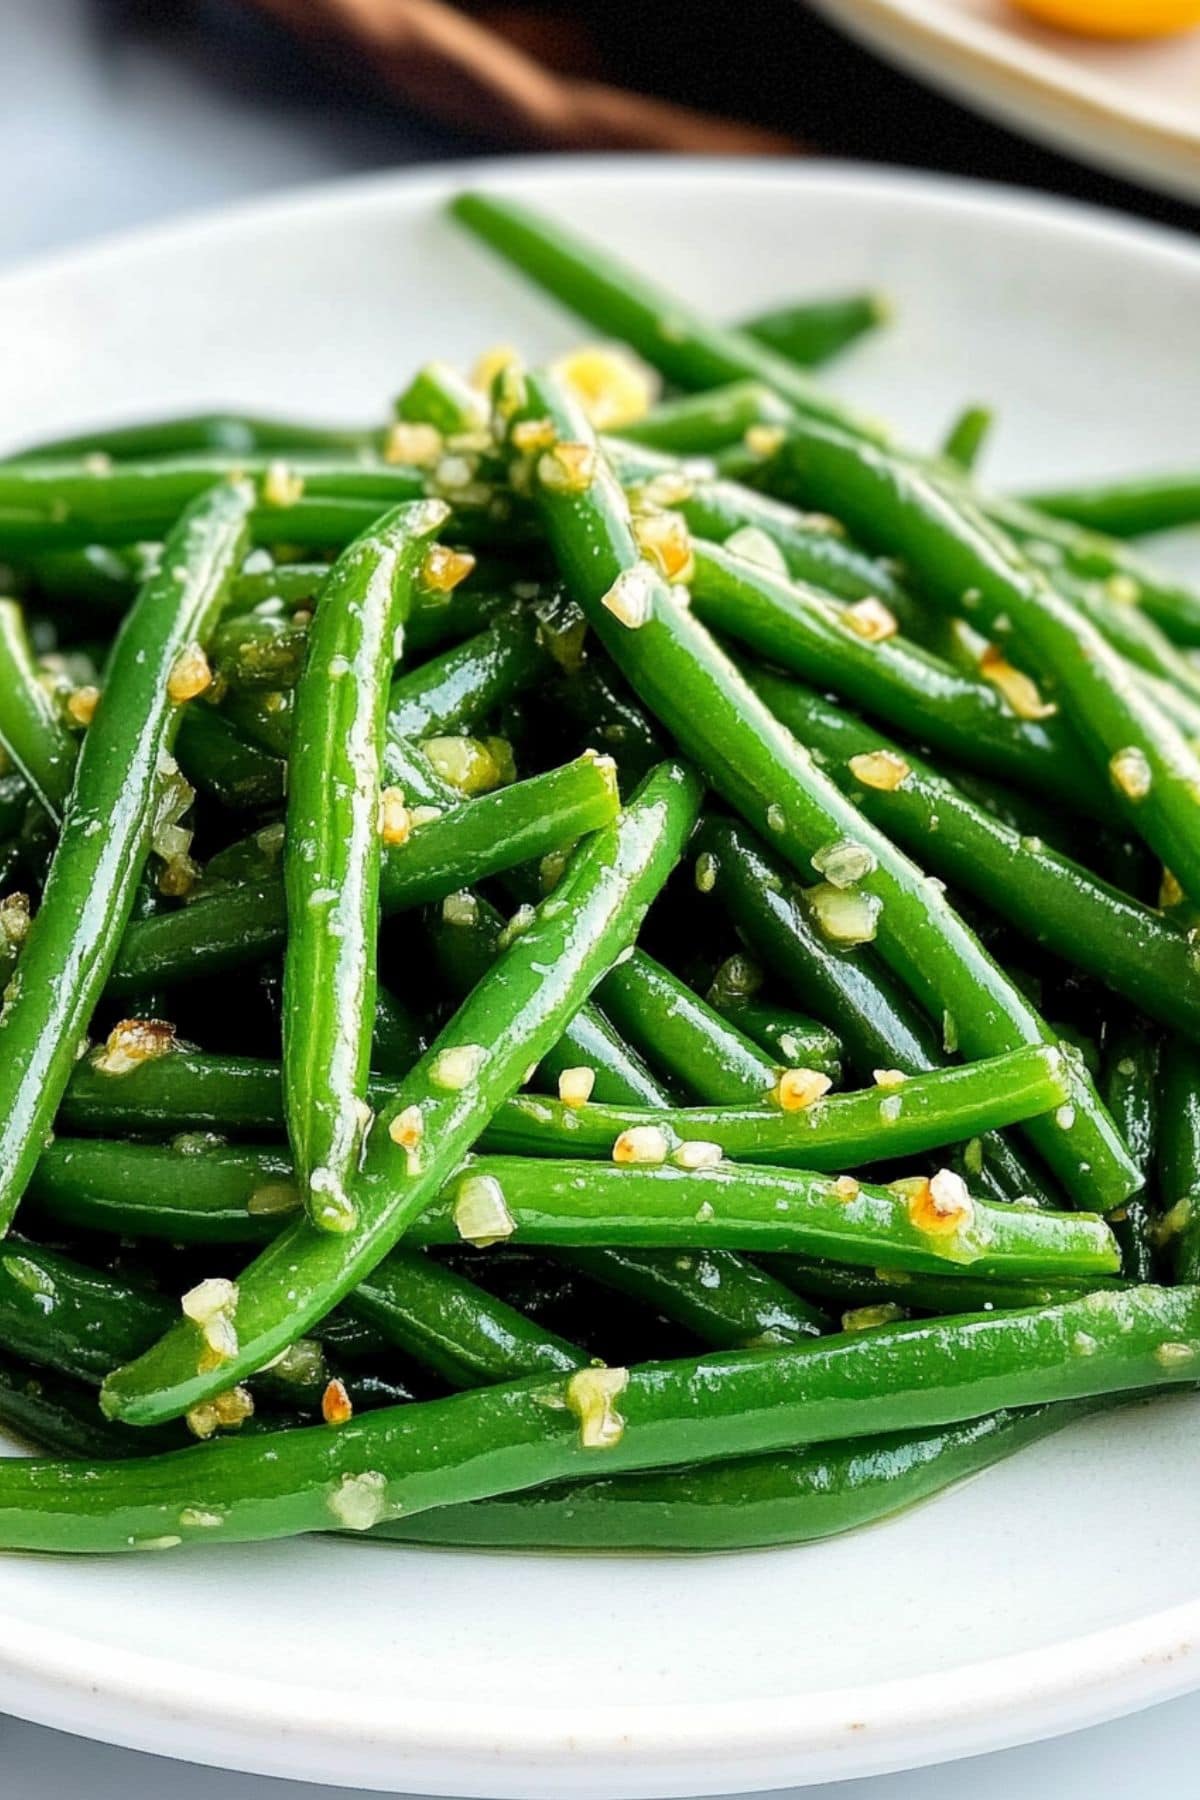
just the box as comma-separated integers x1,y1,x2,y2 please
175,705,285,811
345,1251,583,1387
450,192,884,443
941,406,993,473
229,563,332,610
1158,1041,1200,1283
1102,1023,1161,1282
1021,472,1200,541
739,291,889,369
107,755,620,995
480,1044,1071,1169
767,1254,1114,1317
6,1286,1196,1551
370,985,426,1079
713,998,843,1082
0,480,252,1236
512,371,1133,1212
749,668,1200,1040
386,607,547,741
0,1240,172,1387
396,363,487,434
14,412,375,462
220,686,294,759
381,1402,1099,1551
285,499,446,1232
0,455,431,554
0,600,75,819
0,1353,165,1460
100,759,703,1426
765,420,1200,899
25,544,161,616
620,383,791,456
688,539,1101,810
597,952,779,1104
553,1247,828,1349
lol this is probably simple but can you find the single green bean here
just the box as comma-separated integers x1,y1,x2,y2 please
386,607,547,741
175,704,286,811
620,382,791,455
284,499,446,1232
941,406,993,473
552,1246,827,1349
0,599,75,819
739,290,889,369
5,1286,1196,1551
0,480,252,1235
767,1253,1114,1317
1158,1040,1200,1283
714,998,843,1083
345,1251,583,1387
597,951,779,1104
1021,472,1200,541
450,191,884,442
14,412,375,462
481,1044,1072,1169
380,1402,1099,1551
1102,1023,1161,1283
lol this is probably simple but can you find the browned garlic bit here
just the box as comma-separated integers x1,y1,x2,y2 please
92,1017,178,1076
66,684,101,726
185,1384,254,1441
322,1378,354,1426
773,1068,832,1112
834,1174,861,1202
565,1365,629,1448
612,1124,670,1165
632,510,694,583
166,643,212,703
181,1276,240,1371
600,564,656,630
379,787,411,846
557,1066,596,1109
978,644,1057,720
1110,745,1153,801
536,442,598,496
905,1167,974,1238
842,597,898,642
849,749,910,792
453,1172,516,1246
419,545,476,595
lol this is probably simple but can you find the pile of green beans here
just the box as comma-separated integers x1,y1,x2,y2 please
0,193,1197,1558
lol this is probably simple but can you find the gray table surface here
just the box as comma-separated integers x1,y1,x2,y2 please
2,0,1197,1792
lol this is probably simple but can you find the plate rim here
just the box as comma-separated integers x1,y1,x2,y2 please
809,0,1200,203
2,152,1200,1794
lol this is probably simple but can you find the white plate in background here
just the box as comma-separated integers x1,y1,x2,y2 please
2,157,1200,1796
811,0,1200,202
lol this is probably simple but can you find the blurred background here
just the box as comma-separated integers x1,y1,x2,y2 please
6,0,1198,270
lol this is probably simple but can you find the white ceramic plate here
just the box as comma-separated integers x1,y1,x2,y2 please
811,0,1200,202
2,157,1200,1798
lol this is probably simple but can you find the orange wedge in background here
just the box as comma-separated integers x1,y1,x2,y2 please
1011,0,1200,34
